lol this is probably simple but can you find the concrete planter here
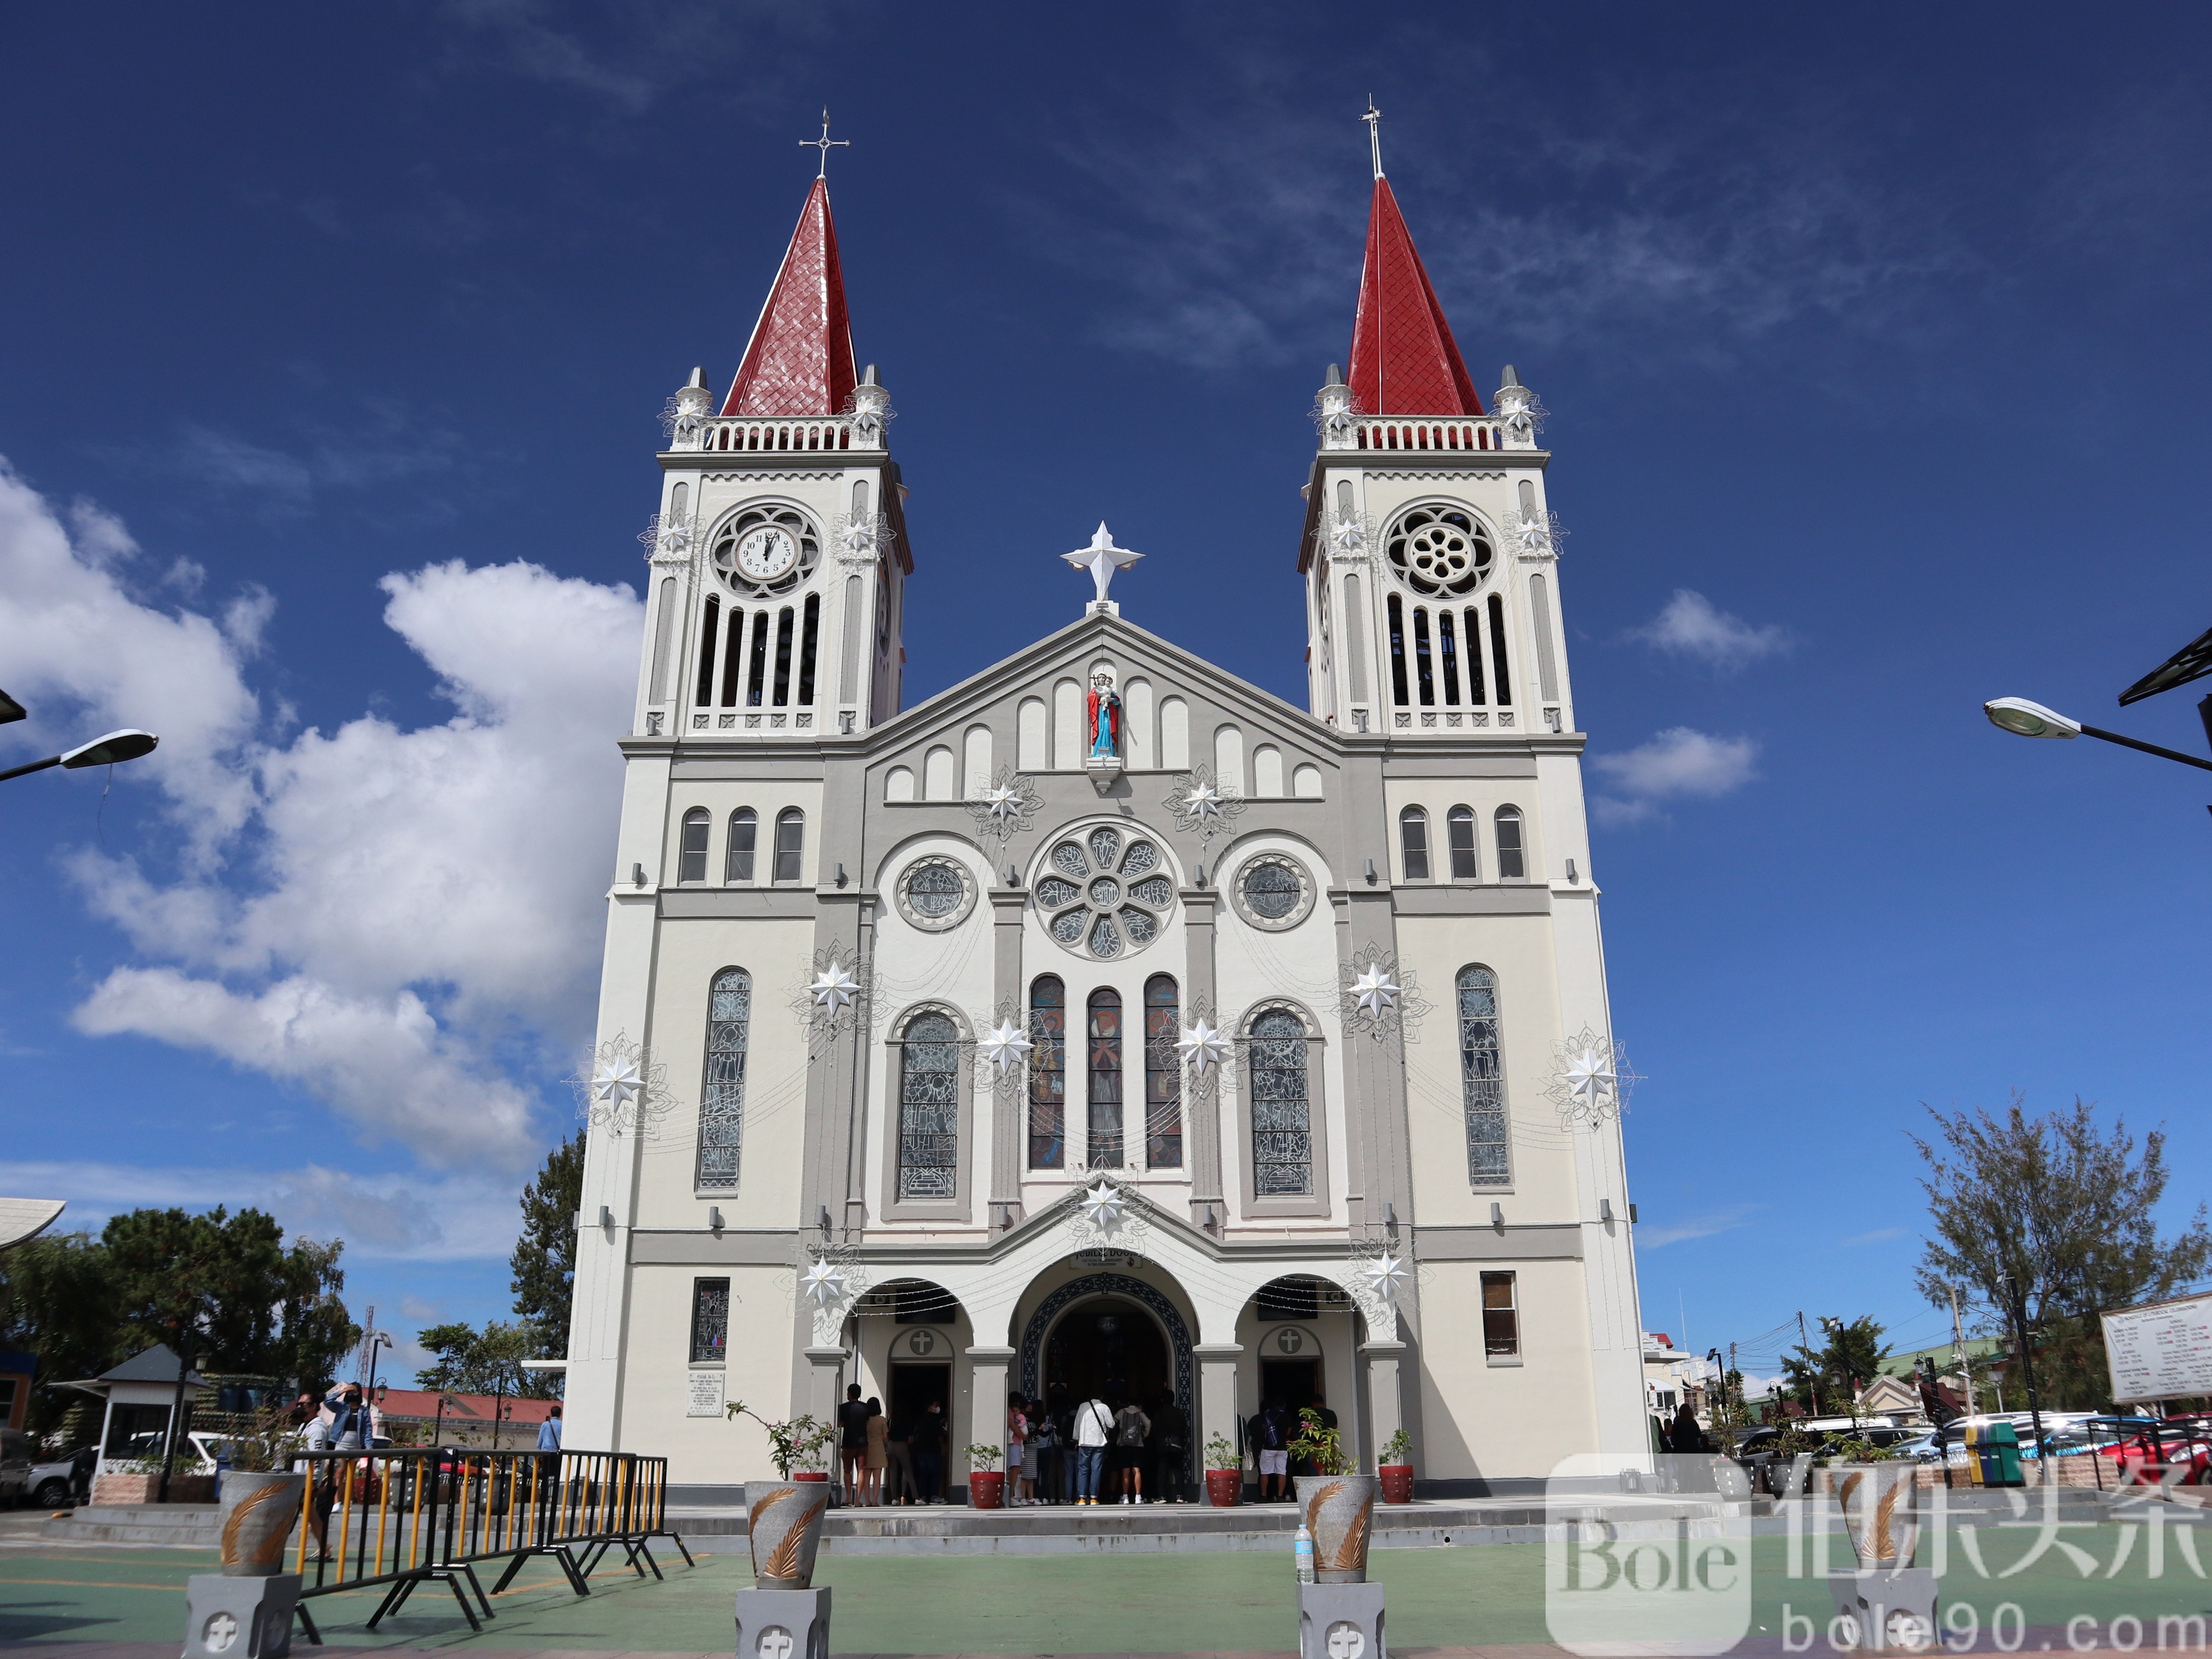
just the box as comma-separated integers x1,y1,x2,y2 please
1832,1463,1921,1569
1378,1463,1414,1504
743,1480,830,1589
215,1470,305,1576
968,1470,1004,1510
92,1472,217,1506
1293,1473,1380,1584
1205,1468,1242,1506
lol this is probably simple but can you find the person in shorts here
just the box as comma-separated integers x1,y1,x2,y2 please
836,1384,871,1505
1256,1397,1290,1500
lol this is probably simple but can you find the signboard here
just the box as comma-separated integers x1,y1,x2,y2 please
2101,1291,2212,1404
687,1368,726,1418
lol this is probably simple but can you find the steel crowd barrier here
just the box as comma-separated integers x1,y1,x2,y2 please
288,1446,691,1630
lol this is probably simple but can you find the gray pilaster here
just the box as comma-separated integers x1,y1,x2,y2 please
1182,886,1222,1228
988,887,1026,1228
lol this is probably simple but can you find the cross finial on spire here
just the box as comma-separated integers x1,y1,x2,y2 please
1062,521,1142,611
1363,98,1384,181
800,108,849,179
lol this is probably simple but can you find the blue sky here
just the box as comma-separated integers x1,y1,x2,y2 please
3,3,2210,1387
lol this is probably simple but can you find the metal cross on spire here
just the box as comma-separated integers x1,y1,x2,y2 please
1363,98,1384,181
800,108,850,179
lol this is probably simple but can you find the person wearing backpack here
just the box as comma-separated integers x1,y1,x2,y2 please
1112,1397,1152,1504
1072,1391,1113,1505
1024,1395,1058,1505
1256,1396,1290,1502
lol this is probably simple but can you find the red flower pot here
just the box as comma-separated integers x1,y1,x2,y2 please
794,1472,830,1482
969,1470,1005,1510
1206,1468,1243,1506
1379,1464,1415,1504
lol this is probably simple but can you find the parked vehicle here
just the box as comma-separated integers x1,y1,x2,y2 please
0,1432,96,1508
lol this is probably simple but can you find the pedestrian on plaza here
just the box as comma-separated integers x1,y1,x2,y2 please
1048,1387,1076,1503
1112,1396,1152,1504
1254,1397,1290,1501
913,1399,947,1503
1024,1394,1056,1505
864,1397,889,1506
1148,1391,1188,1503
885,1404,916,1505
1005,1391,1029,1505
301,1403,336,1562
1668,1401,1709,1456
1072,1389,1113,1505
836,1383,871,1505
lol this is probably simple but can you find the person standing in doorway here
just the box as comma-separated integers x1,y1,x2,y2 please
912,1399,947,1503
1113,1396,1152,1504
1148,1391,1188,1503
1255,1397,1290,1502
836,1384,871,1506
1072,1389,1113,1505
884,1404,915,1505
1022,1395,1054,1505
864,1397,889,1506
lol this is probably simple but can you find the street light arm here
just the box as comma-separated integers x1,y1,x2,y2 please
0,754,63,784
2077,724,2212,774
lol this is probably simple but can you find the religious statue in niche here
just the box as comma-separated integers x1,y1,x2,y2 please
1087,669,1122,760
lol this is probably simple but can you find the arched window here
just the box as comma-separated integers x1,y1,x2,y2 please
772,607,796,706
796,592,821,706
1087,987,1123,1169
896,1011,960,1199
1143,974,1181,1170
726,808,757,882
1487,593,1513,707
678,808,709,882
1399,806,1430,882
1413,607,1436,705
1249,1008,1313,1196
695,596,721,707
720,608,745,706
697,967,750,1189
1457,967,1508,1187
1386,594,1410,707
772,809,804,883
1027,976,1066,1170
1495,806,1526,881
1447,806,1479,880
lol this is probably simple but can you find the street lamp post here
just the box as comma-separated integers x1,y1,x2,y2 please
0,726,161,783
1998,1270,2050,1485
1983,697,2212,773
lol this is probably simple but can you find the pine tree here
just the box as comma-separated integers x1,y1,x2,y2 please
511,1131,584,1361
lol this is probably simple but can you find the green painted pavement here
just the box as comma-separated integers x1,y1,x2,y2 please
1,1526,2206,1653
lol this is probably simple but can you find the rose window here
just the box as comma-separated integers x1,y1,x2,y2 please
1037,828,1174,959
1386,505,1493,597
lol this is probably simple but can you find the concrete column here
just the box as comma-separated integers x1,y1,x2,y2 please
1361,1339,1407,1473
1195,1342,1244,1481
802,1346,847,1425
1182,889,1222,1229
988,888,1027,1228
965,1345,1015,1498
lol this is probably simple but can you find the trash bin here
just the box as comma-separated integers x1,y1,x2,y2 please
1963,1421,2023,1488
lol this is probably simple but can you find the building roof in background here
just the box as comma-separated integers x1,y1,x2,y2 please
0,1198,65,1251
62,1341,210,1393
721,177,858,418
376,1387,556,1425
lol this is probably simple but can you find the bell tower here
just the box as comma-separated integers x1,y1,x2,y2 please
1299,131,1571,739
634,168,910,742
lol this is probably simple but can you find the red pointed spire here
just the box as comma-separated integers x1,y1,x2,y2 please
721,177,858,418
1346,177,1483,418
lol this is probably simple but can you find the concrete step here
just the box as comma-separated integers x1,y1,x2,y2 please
44,1504,220,1547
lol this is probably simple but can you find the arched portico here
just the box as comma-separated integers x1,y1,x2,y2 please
1017,1268,1196,1415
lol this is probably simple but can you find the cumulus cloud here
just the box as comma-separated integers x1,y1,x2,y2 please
1629,590,1792,673
0,455,639,1176
1591,727,1759,826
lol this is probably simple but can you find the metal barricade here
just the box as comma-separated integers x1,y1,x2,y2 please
290,1447,689,1630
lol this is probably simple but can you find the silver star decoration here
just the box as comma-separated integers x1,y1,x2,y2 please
843,380,894,445
572,1033,671,1137
963,767,1042,849
798,1258,849,1310
1505,510,1567,561
809,962,861,1015
832,511,892,567
1175,1017,1230,1074
1329,513,1371,559
1544,1025,1641,1127
592,1053,643,1111
1310,382,1362,443
1078,1180,1127,1232
1349,963,1400,1019
1062,521,1143,607
979,1017,1034,1076
637,513,702,568
1164,767,1245,844
1363,1252,1410,1302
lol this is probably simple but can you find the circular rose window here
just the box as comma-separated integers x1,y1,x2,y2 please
1231,853,1316,931
1036,827,1174,958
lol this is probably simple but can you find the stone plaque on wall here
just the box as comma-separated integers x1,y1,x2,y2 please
688,1368,726,1417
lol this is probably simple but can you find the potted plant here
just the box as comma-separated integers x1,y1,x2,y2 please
964,1444,1006,1510
1204,1433,1244,1506
212,1404,308,1576
726,1402,836,1589
1377,1428,1414,1505
1830,1442,1920,1569
1289,1408,1381,1583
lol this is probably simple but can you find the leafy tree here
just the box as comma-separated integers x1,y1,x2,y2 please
416,1318,552,1400
0,1231,124,1435
510,1131,582,1360
1780,1316,1891,1415
1914,1094,2212,1410
275,1236,360,1394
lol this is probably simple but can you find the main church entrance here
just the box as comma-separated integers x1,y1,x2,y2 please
1044,1298,1168,1406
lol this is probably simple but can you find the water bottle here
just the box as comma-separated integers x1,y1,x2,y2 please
1294,1521,1316,1584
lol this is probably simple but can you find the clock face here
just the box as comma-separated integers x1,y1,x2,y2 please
735,526,796,580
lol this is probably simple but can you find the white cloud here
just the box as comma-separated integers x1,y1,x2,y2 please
0,1160,520,1260
1629,590,1792,673
1592,727,1760,826
1637,1205,1759,1249
0,455,640,1176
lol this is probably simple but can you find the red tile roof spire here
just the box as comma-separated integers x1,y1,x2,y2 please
721,176,859,418
1346,163,1484,417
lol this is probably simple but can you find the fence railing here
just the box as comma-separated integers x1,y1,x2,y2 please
289,1447,688,1631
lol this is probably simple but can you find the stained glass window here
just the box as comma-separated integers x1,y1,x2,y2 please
1028,976,1065,1170
1457,966,1508,1187
1087,988,1123,1168
897,1011,960,1199
697,967,750,1189
690,1277,730,1364
1143,974,1181,1169
1249,1008,1312,1196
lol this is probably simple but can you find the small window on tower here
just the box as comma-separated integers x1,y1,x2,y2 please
726,809,757,882
772,809,805,883
678,808,709,882
1482,1272,1520,1359
1447,806,1478,880
1399,806,1430,882
1495,806,1526,881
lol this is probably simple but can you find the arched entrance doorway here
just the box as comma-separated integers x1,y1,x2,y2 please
1018,1271,1195,1420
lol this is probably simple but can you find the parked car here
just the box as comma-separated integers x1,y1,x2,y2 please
0,1432,95,1508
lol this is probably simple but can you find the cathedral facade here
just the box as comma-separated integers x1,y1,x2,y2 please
564,151,1646,1494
